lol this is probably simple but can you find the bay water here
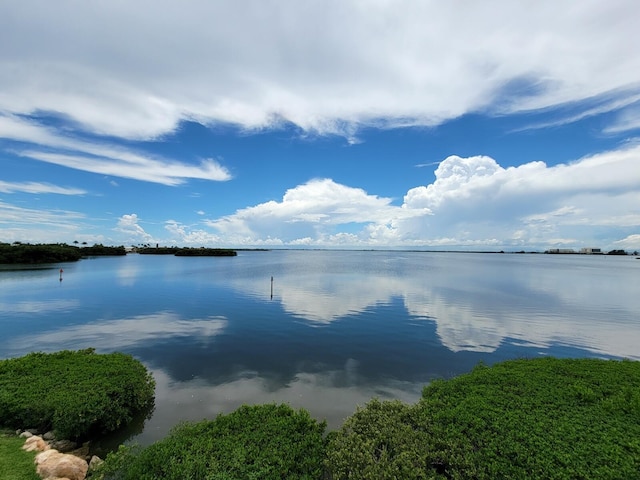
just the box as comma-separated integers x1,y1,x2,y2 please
1,250,638,449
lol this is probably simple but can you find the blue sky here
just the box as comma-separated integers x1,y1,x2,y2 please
1,1,639,250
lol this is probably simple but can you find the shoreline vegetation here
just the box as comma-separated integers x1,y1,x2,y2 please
0,243,126,265
0,243,239,264
1,242,636,265
1,353,639,479
136,246,237,256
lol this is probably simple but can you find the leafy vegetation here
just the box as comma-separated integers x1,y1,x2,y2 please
0,242,127,264
0,242,83,264
3,356,638,479
326,357,640,479
137,246,237,256
93,404,326,480
0,430,40,480
0,349,155,440
80,244,127,256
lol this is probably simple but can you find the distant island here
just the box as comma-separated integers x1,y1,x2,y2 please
0,243,239,264
0,242,126,264
136,246,237,256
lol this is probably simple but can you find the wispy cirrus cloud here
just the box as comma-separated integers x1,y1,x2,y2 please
0,201,84,227
0,114,232,185
0,201,91,243
0,180,86,195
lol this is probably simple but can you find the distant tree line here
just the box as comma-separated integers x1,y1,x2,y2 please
81,244,127,256
137,246,237,256
0,242,126,264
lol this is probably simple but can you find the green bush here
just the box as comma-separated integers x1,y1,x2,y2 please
0,349,155,440
0,243,82,264
80,244,127,256
95,404,326,480
326,358,640,479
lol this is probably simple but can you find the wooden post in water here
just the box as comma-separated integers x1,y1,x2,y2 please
270,276,273,299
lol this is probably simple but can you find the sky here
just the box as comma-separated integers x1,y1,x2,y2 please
1,1,639,251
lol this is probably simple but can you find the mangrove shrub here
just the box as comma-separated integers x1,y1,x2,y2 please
326,357,640,479
0,349,155,440
95,404,326,480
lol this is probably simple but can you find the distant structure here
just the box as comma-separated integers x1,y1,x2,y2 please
545,247,605,255
546,248,576,254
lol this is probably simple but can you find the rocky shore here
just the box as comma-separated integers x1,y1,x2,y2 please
19,430,102,480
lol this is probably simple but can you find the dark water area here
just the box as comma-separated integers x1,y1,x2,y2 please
1,250,638,450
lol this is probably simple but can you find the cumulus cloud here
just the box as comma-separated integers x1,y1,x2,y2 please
206,178,420,245
115,213,153,243
394,145,640,248
195,144,640,250
164,220,222,246
614,234,640,251
0,1,639,139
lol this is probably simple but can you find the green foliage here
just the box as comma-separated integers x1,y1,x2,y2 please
0,349,155,440
80,244,127,256
0,243,126,264
137,246,237,256
0,243,82,264
0,430,40,480
325,399,430,479
136,246,179,255
174,247,237,257
326,358,640,479
94,404,326,480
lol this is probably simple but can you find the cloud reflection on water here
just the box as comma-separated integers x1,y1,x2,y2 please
133,358,423,446
5,312,227,356
225,254,640,359
0,299,80,314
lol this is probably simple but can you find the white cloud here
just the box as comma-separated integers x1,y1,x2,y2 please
196,144,640,250
0,201,88,243
604,103,640,134
0,1,638,138
20,151,231,186
164,220,222,246
0,115,231,185
0,180,86,195
614,234,640,251
207,178,420,245
395,145,640,248
115,213,153,243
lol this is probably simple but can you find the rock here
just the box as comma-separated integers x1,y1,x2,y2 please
50,439,77,453
69,443,90,460
88,455,103,470
35,449,88,480
19,431,34,438
23,435,49,452
43,431,56,441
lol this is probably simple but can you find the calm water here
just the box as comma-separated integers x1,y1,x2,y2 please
1,250,638,448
